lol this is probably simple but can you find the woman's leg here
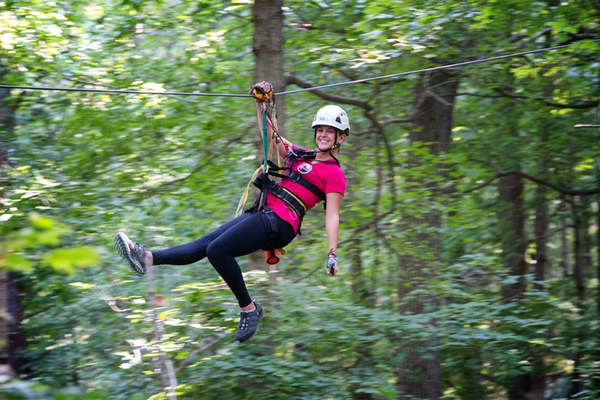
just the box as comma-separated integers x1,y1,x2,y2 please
151,213,253,266
151,212,273,307
205,211,296,308
208,212,296,343
205,212,271,308
148,210,296,306
118,211,295,343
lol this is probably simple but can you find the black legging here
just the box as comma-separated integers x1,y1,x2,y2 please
152,210,295,307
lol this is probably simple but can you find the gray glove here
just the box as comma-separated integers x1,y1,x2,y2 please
327,254,339,276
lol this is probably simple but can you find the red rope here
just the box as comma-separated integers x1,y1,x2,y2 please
265,113,289,152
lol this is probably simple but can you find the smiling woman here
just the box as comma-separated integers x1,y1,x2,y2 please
115,82,349,344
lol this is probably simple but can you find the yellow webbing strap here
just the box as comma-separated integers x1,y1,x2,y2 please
236,100,269,217
279,187,308,212
235,164,265,217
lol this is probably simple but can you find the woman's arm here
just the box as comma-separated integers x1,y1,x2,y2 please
325,192,343,275
270,128,293,158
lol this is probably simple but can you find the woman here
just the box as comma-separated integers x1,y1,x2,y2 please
115,102,349,343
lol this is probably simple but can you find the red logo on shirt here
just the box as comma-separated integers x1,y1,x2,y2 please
298,163,313,174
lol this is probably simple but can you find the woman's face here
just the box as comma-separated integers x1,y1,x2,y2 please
315,125,340,151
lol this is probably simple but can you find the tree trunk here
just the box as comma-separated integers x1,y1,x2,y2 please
350,237,369,305
497,156,536,400
0,273,23,375
572,202,587,303
0,86,24,376
0,87,17,200
533,135,548,291
499,173,527,301
525,81,553,400
596,15,600,319
559,202,570,277
247,0,285,341
253,0,285,126
248,0,285,273
349,235,373,400
146,268,178,400
396,69,459,400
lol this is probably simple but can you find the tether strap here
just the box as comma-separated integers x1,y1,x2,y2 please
262,109,268,168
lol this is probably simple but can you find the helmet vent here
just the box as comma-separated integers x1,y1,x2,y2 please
335,116,342,123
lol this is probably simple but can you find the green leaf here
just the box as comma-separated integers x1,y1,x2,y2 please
30,213,55,230
1,253,34,272
43,247,100,274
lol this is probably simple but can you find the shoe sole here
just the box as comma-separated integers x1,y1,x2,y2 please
114,232,145,276
235,307,264,343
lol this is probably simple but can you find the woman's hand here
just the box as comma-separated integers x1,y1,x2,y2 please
326,254,339,276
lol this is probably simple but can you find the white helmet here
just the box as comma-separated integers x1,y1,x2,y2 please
311,105,350,134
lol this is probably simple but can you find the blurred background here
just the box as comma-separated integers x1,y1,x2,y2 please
1,0,599,399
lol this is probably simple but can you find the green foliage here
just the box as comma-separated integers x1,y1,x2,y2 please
1,0,599,398
1,214,99,273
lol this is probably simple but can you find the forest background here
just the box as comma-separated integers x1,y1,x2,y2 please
1,0,599,399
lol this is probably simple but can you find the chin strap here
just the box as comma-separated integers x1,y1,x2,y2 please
328,152,340,165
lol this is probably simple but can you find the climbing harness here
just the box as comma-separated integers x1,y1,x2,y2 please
251,159,327,223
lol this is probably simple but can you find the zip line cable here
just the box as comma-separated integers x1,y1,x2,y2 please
277,40,599,96
0,85,252,98
0,39,596,98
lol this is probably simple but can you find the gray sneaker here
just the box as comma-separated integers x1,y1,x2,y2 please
235,302,264,343
114,232,149,276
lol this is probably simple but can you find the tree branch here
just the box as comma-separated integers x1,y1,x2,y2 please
494,88,598,109
175,336,224,373
383,118,413,126
462,159,599,196
353,210,395,234
142,132,247,194
284,74,373,110
454,90,598,109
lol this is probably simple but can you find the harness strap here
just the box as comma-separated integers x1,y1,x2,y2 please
271,185,307,219
265,160,326,201
287,171,326,201
252,172,272,211
252,172,309,224
262,208,280,243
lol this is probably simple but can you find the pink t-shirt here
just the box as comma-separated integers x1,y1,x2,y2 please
265,152,346,233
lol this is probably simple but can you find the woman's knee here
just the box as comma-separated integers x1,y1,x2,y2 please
206,240,227,263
